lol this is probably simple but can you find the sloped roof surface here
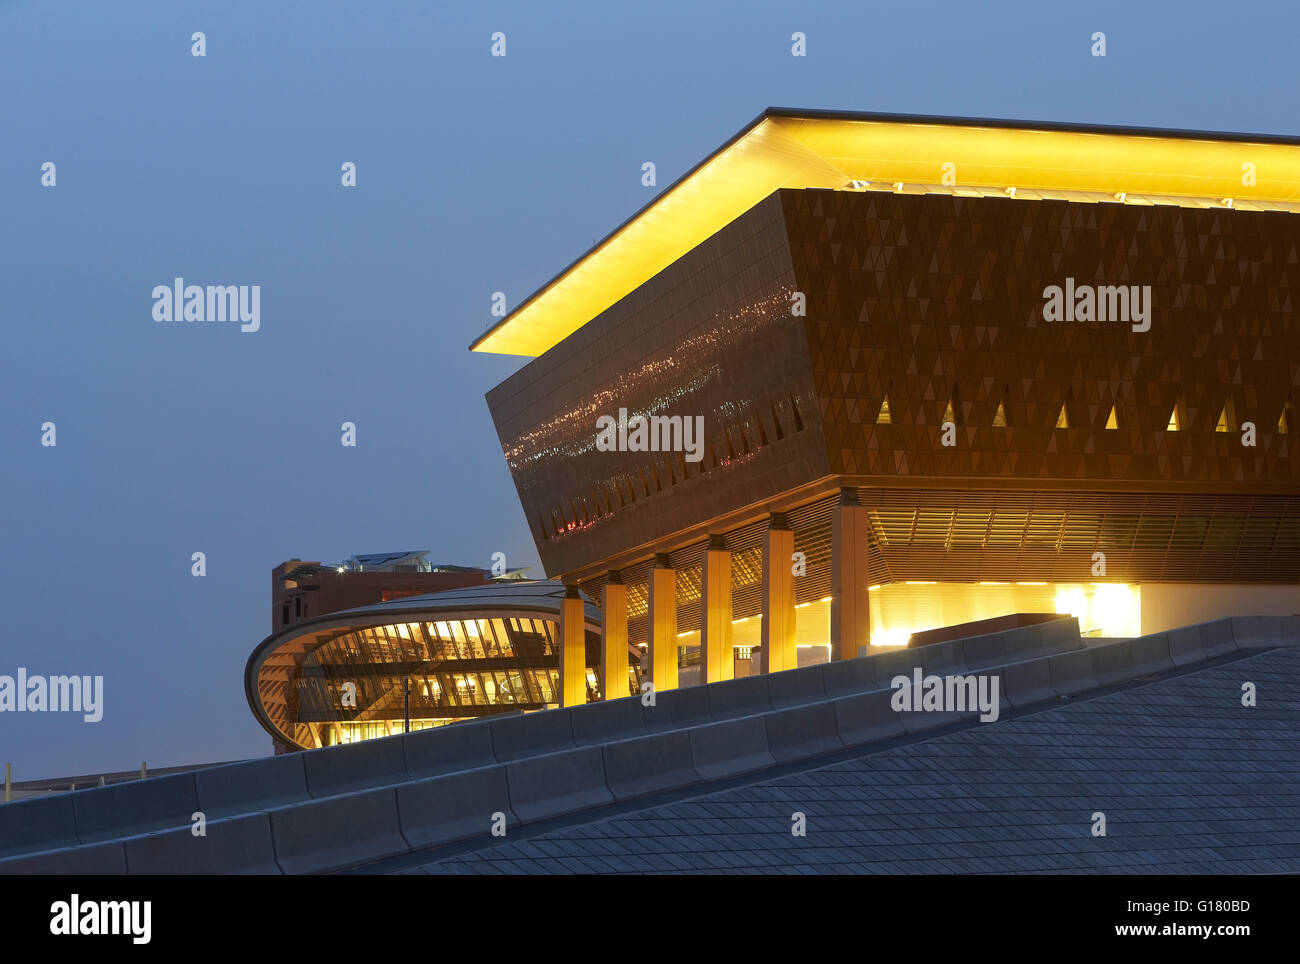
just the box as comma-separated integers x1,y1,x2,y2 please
411,648,1300,874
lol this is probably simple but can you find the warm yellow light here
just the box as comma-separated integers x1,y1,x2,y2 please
868,584,882,591
473,111,1300,356
1055,587,1088,619
1054,582,1139,637
1093,583,1139,637
875,628,911,648
905,580,937,585
1016,582,1048,586
820,596,832,603
979,581,1010,585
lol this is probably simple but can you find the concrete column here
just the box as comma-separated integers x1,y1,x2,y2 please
600,572,629,700
647,555,678,691
761,514,797,674
558,585,588,708
830,488,871,660
701,535,734,683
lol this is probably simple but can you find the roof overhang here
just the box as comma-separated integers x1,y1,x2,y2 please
470,107,1300,357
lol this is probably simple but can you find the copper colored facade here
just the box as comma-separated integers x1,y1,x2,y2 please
487,192,823,581
487,187,1300,612
794,189,1297,488
479,110,1300,685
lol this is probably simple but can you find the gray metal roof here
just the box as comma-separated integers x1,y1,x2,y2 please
409,647,1300,875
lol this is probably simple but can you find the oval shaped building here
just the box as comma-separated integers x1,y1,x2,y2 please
245,581,624,751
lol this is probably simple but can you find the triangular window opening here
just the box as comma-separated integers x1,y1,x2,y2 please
1105,406,1119,430
1055,404,1070,429
1215,406,1230,432
1166,404,1182,431
876,395,892,425
1281,404,1293,435
992,400,1008,428
942,385,961,426
769,401,786,440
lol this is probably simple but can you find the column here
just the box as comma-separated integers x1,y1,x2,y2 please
600,571,629,700
761,513,797,674
701,535,734,683
647,554,678,691
830,487,872,660
557,584,588,708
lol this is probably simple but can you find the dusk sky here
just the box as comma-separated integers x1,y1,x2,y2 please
1,0,1294,776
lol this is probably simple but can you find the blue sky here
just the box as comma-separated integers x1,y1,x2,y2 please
1,0,1295,775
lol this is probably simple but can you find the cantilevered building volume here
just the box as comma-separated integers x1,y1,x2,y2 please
476,108,1300,703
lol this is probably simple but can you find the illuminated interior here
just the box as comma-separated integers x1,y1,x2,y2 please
248,597,633,749
869,582,1141,647
472,108,1300,356
668,581,1141,676
292,616,617,748
670,596,838,676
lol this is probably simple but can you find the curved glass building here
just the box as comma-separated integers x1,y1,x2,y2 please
245,581,633,750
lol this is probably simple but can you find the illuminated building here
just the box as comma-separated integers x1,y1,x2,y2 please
475,108,1300,697
246,580,638,752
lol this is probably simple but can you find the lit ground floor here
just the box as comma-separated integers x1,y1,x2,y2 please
248,487,1300,743
671,580,1300,684
552,485,1300,704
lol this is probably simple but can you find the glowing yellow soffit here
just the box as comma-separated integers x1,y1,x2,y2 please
472,113,1300,357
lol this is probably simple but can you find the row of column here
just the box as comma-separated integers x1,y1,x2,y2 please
558,488,872,707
